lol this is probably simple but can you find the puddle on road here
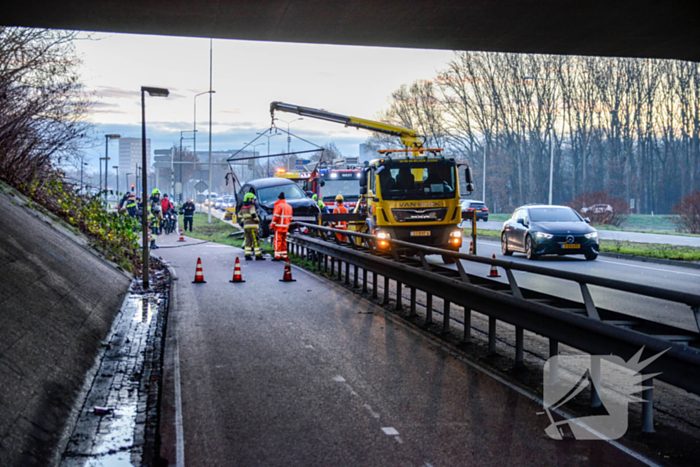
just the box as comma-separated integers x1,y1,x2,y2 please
61,285,167,466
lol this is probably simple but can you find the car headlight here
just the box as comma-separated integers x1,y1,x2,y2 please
535,232,553,240
585,232,598,239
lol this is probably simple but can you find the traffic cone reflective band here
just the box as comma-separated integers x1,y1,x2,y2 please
230,257,245,283
192,257,207,283
178,227,185,242
469,241,474,254
279,258,296,282
488,254,501,277
148,228,151,244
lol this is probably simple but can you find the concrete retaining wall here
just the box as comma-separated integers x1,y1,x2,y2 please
0,186,131,466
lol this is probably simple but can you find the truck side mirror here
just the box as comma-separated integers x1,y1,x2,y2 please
464,166,474,184
360,186,367,195
465,183,475,196
359,168,369,188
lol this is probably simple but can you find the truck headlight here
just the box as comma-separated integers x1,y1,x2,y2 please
376,231,390,248
449,229,463,245
450,230,462,238
535,232,553,240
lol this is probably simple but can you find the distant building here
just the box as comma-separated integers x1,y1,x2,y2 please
119,138,151,188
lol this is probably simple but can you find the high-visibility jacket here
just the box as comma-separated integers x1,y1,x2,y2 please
239,202,259,229
332,204,348,228
270,199,293,233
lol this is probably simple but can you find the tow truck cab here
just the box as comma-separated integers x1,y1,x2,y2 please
360,155,474,252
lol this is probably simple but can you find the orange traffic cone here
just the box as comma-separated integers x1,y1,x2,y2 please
192,257,207,283
178,227,185,242
279,258,296,282
469,241,474,254
148,228,151,244
488,254,501,277
230,257,245,283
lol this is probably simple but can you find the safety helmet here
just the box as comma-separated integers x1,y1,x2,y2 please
152,188,160,195
244,192,256,202
312,194,318,201
335,194,344,202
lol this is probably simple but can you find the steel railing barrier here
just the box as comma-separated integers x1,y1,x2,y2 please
287,222,700,433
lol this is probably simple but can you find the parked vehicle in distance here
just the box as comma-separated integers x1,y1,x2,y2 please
501,205,599,260
581,204,613,215
213,197,224,210
460,199,489,221
236,178,319,238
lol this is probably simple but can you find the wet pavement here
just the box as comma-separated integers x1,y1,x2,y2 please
60,270,169,466
155,232,654,466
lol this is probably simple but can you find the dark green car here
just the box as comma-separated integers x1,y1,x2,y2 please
501,205,599,260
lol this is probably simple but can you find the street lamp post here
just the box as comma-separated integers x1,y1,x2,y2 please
80,161,88,193
113,166,119,195
179,130,197,203
523,76,557,204
126,172,133,192
274,117,303,169
257,130,281,176
141,86,170,290
104,134,120,199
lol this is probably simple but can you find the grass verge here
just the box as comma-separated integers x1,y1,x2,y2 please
474,228,700,262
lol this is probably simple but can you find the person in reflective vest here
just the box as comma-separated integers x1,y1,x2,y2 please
332,194,348,242
239,192,264,261
312,193,329,214
270,191,293,261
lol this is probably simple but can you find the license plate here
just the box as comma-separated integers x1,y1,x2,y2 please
562,244,580,249
410,231,431,236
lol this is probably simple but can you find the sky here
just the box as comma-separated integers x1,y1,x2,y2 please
75,32,456,171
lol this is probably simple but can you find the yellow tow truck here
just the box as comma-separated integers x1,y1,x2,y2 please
270,102,475,262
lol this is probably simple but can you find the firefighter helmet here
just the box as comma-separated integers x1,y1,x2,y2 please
335,194,344,202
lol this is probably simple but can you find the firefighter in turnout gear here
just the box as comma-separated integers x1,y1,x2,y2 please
239,192,265,260
270,192,293,261
332,194,348,242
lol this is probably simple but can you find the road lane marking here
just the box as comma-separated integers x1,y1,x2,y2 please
174,328,185,467
597,259,700,277
332,375,346,382
382,427,399,435
364,404,380,419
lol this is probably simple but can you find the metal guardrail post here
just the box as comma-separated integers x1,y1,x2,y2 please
515,327,524,366
396,281,403,310
372,271,378,299
488,317,497,354
642,377,655,433
409,287,417,317
549,339,559,385
330,257,335,276
353,264,359,289
383,275,390,304
426,293,433,324
443,300,451,334
580,283,601,320
463,307,471,343
590,356,601,408
345,262,350,285
362,268,368,293
337,260,342,281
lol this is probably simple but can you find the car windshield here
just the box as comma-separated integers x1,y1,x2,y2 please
321,179,360,201
257,184,307,205
378,160,456,200
529,207,582,222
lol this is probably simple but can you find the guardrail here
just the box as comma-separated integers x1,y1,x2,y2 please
289,222,700,433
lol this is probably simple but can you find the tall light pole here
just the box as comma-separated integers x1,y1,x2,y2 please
104,134,120,198
482,143,486,202
80,161,88,193
207,39,214,224
141,86,170,290
126,172,133,192
247,142,264,177
113,166,119,195
257,130,281,176
179,130,197,203
274,117,303,169
194,91,215,160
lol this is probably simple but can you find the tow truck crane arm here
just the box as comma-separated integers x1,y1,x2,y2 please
270,101,424,149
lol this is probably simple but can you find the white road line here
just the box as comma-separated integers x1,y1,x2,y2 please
597,259,700,277
174,329,185,467
382,427,399,436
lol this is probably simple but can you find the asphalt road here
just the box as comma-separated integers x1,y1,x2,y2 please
441,239,700,332
155,233,648,467
469,221,700,247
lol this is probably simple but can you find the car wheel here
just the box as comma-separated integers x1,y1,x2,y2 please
259,223,270,239
525,235,539,260
585,253,598,261
442,254,456,264
501,233,513,256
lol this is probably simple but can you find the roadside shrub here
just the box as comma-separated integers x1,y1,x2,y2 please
673,191,700,234
566,191,629,227
28,172,141,273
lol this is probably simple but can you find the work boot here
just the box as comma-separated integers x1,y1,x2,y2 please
271,257,281,262
255,256,265,261
245,255,252,261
